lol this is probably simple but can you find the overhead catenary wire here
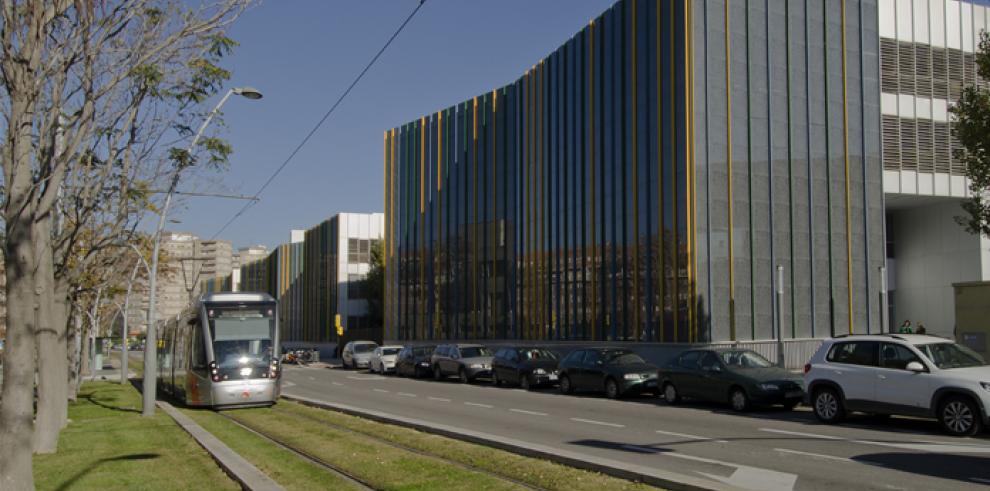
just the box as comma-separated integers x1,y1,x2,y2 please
210,0,427,240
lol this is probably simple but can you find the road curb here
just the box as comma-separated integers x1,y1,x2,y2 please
282,394,741,491
158,401,285,491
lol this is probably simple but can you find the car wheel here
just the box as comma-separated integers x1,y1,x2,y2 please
520,374,531,391
812,387,846,424
559,374,574,394
459,368,470,384
492,370,501,386
663,383,680,404
433,365,443,381
939,395,983,437
605,378,620,399
729,387,749,412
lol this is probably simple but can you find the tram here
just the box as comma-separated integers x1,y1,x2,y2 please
158,292,281,408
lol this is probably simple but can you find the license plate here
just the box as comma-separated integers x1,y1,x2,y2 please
548,374,558,381
785,390,803,398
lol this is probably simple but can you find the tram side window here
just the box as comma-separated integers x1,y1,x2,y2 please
191,320,207,373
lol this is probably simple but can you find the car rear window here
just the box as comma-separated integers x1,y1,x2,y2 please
827,341,878,366
354,344,376,354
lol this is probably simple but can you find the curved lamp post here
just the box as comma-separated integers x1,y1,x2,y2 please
142,86,262,416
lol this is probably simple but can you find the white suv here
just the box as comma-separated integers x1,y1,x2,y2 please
804,334,989,436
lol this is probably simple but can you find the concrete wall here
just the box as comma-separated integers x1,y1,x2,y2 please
952,281,990,356
890,200,990,338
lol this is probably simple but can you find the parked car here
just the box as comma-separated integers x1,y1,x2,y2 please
805,334,990,436
431,344,494,383
660,348,804,411
557,348,659,399
491,347,560,390
341,341,378,370
396,345,436,378
370,345,404,374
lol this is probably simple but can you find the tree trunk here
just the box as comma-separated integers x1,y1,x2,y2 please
80,329,91,380
0,64,40,490
34,215,67,453
67,312,82,401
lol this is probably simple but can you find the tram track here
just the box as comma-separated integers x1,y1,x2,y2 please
215,411,376,491
269,404,549,491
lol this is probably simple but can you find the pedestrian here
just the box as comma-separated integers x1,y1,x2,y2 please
916,323,927,335
898,319,913,334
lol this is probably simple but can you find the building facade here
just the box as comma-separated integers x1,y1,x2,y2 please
301,213,385,345
384,0,889,344
879,0,990,336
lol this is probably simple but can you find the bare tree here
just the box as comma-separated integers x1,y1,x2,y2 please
0,1,249,487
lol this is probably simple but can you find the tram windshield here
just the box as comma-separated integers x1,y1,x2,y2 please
207,302,275,373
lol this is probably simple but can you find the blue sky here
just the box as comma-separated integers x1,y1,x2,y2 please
172,0,614,249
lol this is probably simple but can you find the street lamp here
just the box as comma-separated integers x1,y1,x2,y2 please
141,86,262,416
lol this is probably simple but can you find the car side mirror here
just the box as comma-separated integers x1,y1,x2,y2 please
595,360,603,366
906,361,925,373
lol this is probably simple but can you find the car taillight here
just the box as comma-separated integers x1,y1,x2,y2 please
803,363,811,374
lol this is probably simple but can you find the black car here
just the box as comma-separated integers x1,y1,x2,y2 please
491,347,560,390
659,349,804,411
431,344,494,383
557,348,660,399
395,345,435,378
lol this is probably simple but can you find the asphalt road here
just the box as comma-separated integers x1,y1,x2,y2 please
281,365,990,491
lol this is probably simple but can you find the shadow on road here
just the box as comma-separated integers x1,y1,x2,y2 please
851,452,990,483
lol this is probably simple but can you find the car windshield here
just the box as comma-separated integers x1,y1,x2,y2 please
520,348,558,361
460,347,492,358
414,347,434,356
915,343,986,369
353,344,376,354
720,350,773,369
606,352,646,365
382,348,401,356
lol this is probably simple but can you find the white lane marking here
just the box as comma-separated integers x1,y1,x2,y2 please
509,408,548,417
372,388,390,393
428,397,451,402
655,429,728,443
570,417,625,428
760,428,842,440
669,453,798,491
397,392,417,398
465,402,494,409
773,448,853,463
621,444,656,453
761,427,990,455
331,382,344,386
308,376,316,381
347,375,385,381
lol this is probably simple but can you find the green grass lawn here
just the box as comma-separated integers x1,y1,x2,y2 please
33,382,238,491
199,400,657,491
271,401,657,491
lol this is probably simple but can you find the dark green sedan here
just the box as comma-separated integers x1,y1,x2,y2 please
659,349,804,411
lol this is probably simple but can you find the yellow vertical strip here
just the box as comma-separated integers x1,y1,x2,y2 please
472,97,479,339
725,0,735,341
631,0,641,342
841,0,853,334
589,21,597,342
384,131,389,336
670,0,678,343
685,0,695,342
